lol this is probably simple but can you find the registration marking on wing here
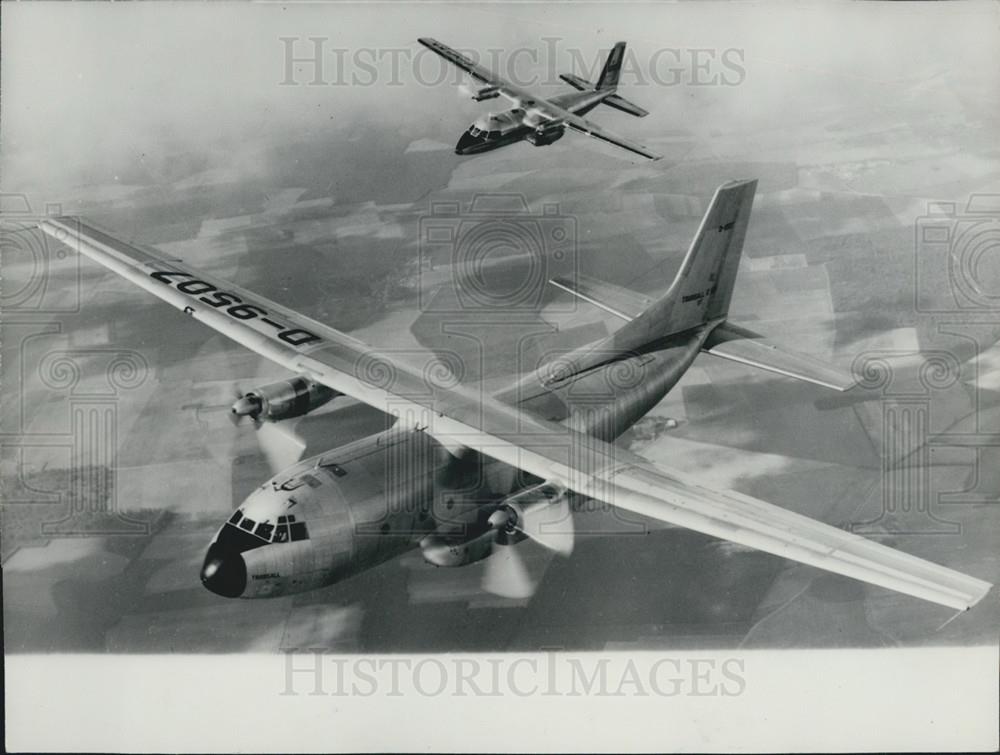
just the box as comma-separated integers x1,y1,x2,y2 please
148,269,323,347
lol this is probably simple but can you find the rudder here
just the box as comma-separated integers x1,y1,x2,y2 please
667,179,757,330
596,42,626,90
596,179,758,355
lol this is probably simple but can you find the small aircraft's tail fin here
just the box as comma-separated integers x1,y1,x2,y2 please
596,41,627,90
601,94,649,117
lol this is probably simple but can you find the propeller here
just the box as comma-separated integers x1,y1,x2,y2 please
480,488,575,599
482,536,535,599
228,384,306,473
256,420,307,473
229,385,262,427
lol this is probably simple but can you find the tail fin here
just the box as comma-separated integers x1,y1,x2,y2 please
598,180,758,353
596,41,626,90
662,179,758,330
538,180,758,387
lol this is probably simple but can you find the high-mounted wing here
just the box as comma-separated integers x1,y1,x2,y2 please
41,217,992,611
417,37,496,86
418,37,662,161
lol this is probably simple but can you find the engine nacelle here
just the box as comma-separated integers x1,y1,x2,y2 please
420,529,495,567
525,124,565,147
471,85,501,102
231,375,339,422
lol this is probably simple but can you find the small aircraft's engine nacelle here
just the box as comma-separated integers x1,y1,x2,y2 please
526,123,565,147
471,85,501,102
231,376,339,423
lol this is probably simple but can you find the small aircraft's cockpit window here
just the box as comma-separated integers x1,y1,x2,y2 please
255,522,274,540
274,525,289,543
469,126,481,137
488,130,500,139
228,511,242,525
240,517,256,532
290,522,309,542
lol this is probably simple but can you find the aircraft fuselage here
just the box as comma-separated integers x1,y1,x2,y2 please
201,323,713,598
454,90,607,156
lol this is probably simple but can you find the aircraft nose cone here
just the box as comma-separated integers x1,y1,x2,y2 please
455,130,477,154
200,545,247,598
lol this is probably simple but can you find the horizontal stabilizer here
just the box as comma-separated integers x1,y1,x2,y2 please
704,322,855,391
558,73,591,91
550,274,652,321
602,94,649,117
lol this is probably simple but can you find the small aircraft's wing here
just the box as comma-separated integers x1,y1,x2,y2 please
417,37,496,85
560,111,662,161
42,217,991,611
417,37,662,161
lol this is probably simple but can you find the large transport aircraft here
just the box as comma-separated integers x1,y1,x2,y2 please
418,37,663,161
39,180,992,612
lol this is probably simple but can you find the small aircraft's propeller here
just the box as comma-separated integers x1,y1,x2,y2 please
480,492,574,599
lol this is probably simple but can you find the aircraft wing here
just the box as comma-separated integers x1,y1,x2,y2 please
418,37,662,161
42,217,992,612
417,37,497,86
560,111,662,161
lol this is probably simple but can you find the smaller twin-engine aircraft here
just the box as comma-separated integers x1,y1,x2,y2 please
39,181,991,613
418,37,662,161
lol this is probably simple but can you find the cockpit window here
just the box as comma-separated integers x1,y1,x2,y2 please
469,126,481,137
488,130,500,139
221,513,306,547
